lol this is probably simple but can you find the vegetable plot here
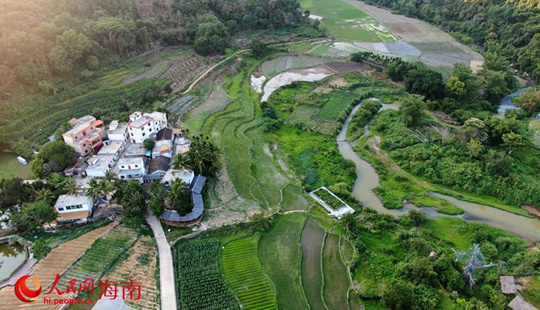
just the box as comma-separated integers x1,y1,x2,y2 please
175,239,239,310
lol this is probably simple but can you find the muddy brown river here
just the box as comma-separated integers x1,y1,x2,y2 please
338,101,540,242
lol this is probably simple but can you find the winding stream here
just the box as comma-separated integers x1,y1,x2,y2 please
337,100,540,242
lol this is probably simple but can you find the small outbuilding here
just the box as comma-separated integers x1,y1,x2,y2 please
54,194,93,223
501,276,517,294
509,295,539,310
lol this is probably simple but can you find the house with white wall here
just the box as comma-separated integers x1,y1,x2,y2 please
127,111,167,143
108,121,128,142
161,169,195,186
86,155,114,178
117,157,146,182
54,194,93,223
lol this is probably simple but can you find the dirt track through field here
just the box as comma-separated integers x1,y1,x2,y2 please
0,222,117,310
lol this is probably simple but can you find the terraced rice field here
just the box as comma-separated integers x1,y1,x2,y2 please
259,214,308,310
0,222,117,310
104,236,159,310
221,236,277,310
180,59,309,226
300,219,327,310
301,0,397,42
322,233,350,310
183,83,232,131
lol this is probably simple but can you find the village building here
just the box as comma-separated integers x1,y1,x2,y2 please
62,116,105,156
54,194,93,223
501,276,517,294
152,140,173,159
96,141,125,163
117,157,146,182
144,156,171,183
86,155,114,178
161,169,195,186
107,121,128,142
509,295,539,310
127,111,167,143
160,175,207,227
63,158,88,177
175,136,191,155
124,143,148,158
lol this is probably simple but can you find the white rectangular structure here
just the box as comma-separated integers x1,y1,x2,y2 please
309,187,355,219
107,121,128,142
54,194,93,223
86,155,114,178
161,169,195,186
127,111,167,143
118,157,145,182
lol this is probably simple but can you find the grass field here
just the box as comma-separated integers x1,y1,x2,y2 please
221,235,277,310
300,0,397,42
322,233,349,310
0,152,34,180
300,219,327,310
259,214,308,310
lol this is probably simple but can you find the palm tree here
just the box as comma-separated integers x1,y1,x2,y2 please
86,178,105,202
35,188,54,202
63,177,82,195
165,181,191,215
104,171,118,185
173,154,191,170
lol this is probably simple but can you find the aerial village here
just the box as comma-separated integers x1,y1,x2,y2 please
54,111,206,227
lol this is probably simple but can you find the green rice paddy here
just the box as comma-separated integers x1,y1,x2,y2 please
300,0,397,42
221,236,277,310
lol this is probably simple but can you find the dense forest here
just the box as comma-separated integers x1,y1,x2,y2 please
359,0,540,83
0,0,307,93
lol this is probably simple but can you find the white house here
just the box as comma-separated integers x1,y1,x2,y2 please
161,169,195,186
108,121,128,142
97,141,125,162
86,155,114,178
117,157,146,182
54,194,93,223
127,111,167,143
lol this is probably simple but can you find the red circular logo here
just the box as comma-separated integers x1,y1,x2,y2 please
14,275,41,303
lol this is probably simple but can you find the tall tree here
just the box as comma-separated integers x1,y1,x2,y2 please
399,94,426,127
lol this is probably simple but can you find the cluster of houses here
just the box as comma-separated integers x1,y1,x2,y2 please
53,112,206,227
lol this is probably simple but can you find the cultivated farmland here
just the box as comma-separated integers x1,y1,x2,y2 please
313,91,357,121
0,222,117,310
301,219,327,310
322,233,350,310
175,239,239,310
259,214,308,310
300,0,397,42
221,236,277,310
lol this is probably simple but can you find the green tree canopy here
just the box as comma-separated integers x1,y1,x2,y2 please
399,94,426,127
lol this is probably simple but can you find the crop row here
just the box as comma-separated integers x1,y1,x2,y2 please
2,79,162,145
221,236,277,310
175,240,239,310
313,91,357,122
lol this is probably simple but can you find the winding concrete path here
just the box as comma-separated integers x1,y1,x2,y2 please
146,211,177,310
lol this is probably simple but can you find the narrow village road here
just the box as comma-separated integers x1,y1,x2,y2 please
146,211,177,310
